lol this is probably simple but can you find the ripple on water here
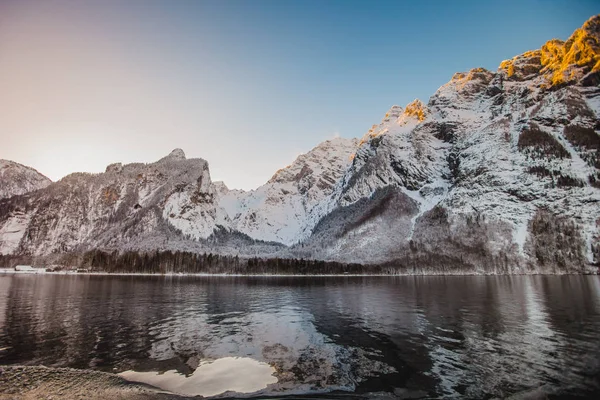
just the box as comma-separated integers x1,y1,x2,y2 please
1,275,600,398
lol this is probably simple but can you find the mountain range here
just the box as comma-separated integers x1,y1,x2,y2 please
1,15,599,274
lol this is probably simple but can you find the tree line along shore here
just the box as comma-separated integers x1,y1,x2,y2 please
1,249,598,276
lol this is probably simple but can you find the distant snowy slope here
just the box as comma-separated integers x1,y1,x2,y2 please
0,160,51,200
0,149,228,255
219,137,359,244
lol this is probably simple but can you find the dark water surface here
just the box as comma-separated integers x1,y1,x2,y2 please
1,274,599,398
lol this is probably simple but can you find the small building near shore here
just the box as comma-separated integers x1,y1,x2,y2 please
14,265,46,273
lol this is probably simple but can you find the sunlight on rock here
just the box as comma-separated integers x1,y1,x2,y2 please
119,356,278,397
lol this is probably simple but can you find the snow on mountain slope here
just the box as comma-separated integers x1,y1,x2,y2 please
0,149,230,255
296,100,451,248
1,15,599,275
0,138,358,255
219,137,359,245
0,211,32,255
294,15,600,272
0,160,51,200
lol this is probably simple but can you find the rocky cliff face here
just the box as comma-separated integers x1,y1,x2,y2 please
292,15,600,273
0,160,51,200
1,15,599,273
0,137,357,256
0,149,231,255
0,161,52,254
219,137,359,245
500,15,600,87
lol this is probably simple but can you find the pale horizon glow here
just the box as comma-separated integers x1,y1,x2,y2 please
0,0,597,190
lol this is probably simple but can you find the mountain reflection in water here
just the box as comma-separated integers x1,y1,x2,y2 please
0,275,599,398
120,356,277,396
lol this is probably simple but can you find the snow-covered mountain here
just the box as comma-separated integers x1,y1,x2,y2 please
0,149,280,256
1,15,599,273
219,137,359,245
0,160,51,200
292,15,600,273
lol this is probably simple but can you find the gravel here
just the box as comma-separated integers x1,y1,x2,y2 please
0,365,189,400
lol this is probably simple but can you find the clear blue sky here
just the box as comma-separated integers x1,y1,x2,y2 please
0,0,598,189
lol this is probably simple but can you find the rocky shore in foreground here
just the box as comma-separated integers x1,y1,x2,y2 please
0,365,566,399
0,366,186,400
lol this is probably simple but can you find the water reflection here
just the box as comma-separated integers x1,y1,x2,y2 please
120,357,277,397
0,275,599,398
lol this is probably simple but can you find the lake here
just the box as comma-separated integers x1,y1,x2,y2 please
0,274,599,398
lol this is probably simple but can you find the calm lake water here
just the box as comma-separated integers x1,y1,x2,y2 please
0,274,599,399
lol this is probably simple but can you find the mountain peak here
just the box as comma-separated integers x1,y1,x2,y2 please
384,105,403,120
212,181,231,197
403,99,428,121
582,14,600,36
168,148,186,160
543,14,600,85
499,14,600,85
0,159,52,200
158,148,186,163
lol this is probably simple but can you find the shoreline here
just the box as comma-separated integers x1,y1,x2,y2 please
0,365,372,399
0,365,186,400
